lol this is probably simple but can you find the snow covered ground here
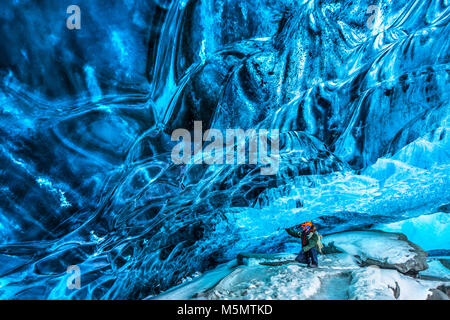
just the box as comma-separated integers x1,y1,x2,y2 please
151,230,449,300
349,267,443,300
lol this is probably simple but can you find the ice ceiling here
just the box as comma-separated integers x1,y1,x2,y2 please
0,0,448,299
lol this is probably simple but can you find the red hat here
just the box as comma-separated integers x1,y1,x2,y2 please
301,221,313,229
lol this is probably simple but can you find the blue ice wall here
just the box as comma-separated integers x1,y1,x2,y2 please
0,0,449,299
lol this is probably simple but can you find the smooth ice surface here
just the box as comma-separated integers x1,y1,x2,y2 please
419,259,450,280
151,261,237,300
376,212,450,251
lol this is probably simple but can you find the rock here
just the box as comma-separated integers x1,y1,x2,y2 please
428,249,450,256
322,230,428,274
388,281,401,299
427,285,450,300
437,203,450,213
439,259,450,271
436,285,450,296
321,241,343,254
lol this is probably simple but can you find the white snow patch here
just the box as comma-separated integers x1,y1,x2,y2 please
323,231,417,265
203,264,325,300
350,267,447,300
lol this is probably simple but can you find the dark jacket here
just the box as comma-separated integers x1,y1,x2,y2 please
302,231,321,252
286,227,322,253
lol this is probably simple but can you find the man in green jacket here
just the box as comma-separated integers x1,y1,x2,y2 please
286,221,322,267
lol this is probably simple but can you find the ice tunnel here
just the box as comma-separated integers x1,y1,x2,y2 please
0,0,449,299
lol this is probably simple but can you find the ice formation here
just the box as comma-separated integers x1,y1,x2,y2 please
0,0,448,299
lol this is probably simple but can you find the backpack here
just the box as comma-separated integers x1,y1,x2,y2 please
316,233,324,254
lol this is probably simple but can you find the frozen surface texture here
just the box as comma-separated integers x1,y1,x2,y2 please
349,267,442,300
419,259,450,280
376,212,450,251
322,230,428,273
0,0,449,299
153,234,448,300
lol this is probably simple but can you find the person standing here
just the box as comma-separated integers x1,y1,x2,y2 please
286,221,323,267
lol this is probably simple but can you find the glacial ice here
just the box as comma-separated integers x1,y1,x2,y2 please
0,0,449,299
419,259,450,280
349,267,443,300
152,232,448,300
153,254,358,300
322,230,427,269
376,212,450,251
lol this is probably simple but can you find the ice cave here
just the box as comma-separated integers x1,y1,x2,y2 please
0,0,449,300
